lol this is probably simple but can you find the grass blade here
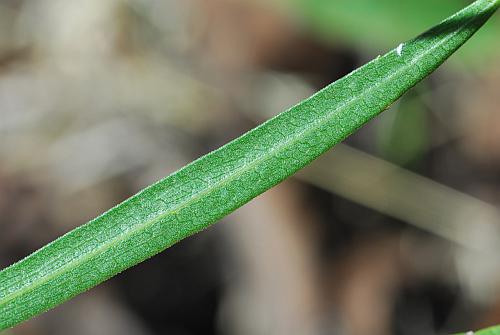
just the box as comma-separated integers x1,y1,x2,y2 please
1,0,498,330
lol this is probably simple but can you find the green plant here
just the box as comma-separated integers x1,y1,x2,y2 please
285,0,500,69
0,0,499,331
457,326,500,335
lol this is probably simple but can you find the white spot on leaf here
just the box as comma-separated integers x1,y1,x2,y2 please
396,43,404,56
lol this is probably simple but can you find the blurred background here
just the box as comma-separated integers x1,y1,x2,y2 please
1,0,500,334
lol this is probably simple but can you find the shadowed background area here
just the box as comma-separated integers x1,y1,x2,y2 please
1,1,500,334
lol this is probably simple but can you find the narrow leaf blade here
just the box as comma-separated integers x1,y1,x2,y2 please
1,0,498,329
456,326,500,335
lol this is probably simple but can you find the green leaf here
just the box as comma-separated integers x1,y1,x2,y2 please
1,0,498,330
456,325,500,335
283,0,500,69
